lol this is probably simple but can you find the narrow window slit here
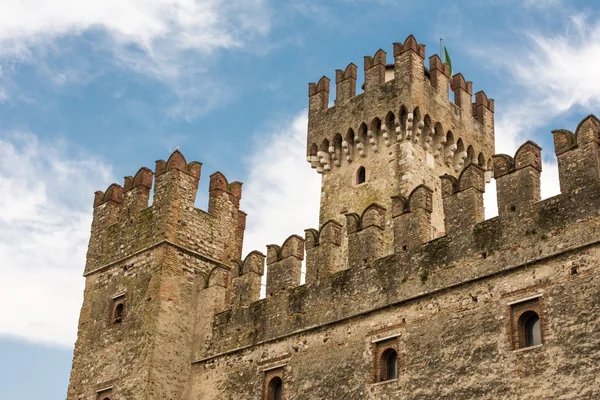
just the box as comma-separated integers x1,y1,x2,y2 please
357,166,366,184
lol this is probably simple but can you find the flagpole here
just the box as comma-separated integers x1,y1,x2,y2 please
440,38,443,62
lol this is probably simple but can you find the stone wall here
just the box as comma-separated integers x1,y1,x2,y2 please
189,115,600,399
190,246,600,399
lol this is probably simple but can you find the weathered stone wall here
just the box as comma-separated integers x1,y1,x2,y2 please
67,251,159,400
191,178,600,399
203,177,600,351
67,151,246,400
84,154,244,276
191,248,600,399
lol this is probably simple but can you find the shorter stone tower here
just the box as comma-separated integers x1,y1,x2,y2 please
307,35,494,263
67,151,246,399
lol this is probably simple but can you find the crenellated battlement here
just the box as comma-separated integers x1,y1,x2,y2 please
552,114,600,192
265,235,305,298
493,141,542,216
230,251,265,308
304,220,343,284
307,34,495,245
363,49,387,91
222,117,595,313
335,63,358,105
205,116,600,362
307,35,494,176
393,34,426,58
345,203,388,268
67,20,600,394
440,163,486,234
392,184,434,252
85,149,245,276
155,150,202,178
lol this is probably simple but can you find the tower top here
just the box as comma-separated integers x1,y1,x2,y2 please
306,33,495,239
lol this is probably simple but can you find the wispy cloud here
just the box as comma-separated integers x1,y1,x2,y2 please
0,132,114,347
0,0,270,59
487,14,600,155
510,14,600,114
0,0,272,118
476,13,600,210
242,110,321,256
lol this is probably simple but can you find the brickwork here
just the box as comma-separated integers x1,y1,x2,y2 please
372,338,399,383
68,34,600,400
262,367,285,400
508,296,545,350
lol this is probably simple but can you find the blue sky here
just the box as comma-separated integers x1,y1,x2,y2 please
1,0,599,398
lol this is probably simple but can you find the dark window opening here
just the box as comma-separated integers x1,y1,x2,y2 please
570,266,578,275
274,380,282,400
267,377,283,400
386,351,398,380
113,303,124,324
357,166,366,184
522,312,541,347
511,298,542,350
380,348,398,381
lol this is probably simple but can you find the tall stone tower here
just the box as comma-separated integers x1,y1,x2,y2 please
66,152,246,399
307,35,494,259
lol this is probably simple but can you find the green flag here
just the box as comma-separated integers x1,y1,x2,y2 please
444,45,453,91
444,46,452,76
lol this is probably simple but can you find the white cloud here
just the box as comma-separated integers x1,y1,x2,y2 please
0,0,270,58
242,110,321,256
0,0,271,118
491,14,600,153
510,15,600,115
0,132,114,347
478,14,600,208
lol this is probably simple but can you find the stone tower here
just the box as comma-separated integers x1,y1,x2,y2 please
66,151,246,399
307,35,494,260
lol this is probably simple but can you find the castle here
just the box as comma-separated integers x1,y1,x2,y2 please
67,35,600,399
